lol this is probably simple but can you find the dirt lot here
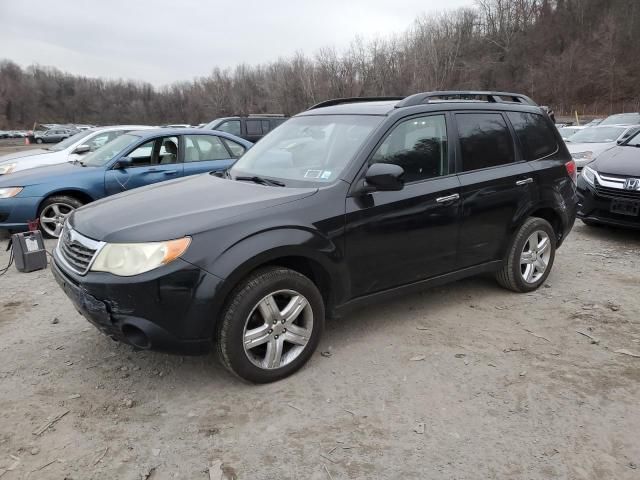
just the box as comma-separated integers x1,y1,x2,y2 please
0,223,639,479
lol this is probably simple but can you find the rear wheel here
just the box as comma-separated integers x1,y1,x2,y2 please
496,217,556,293
216,267,324,383
38,195,84,238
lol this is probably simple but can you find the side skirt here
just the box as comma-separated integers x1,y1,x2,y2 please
333,260,503,318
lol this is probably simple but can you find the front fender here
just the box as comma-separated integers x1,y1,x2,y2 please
185,226,349,328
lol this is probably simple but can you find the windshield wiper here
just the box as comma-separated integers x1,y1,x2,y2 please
235,175,285,187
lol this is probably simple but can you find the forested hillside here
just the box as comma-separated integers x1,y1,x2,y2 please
1,0,639,128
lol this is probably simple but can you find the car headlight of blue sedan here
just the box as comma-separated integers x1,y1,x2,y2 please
0,187,23,198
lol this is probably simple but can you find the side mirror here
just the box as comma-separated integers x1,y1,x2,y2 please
114,157,133,169
73,144,91,154
362,163,405,192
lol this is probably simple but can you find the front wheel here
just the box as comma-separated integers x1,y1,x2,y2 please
496,217,556,293
216,267,325,383
35,138,43,144
38,195,84,238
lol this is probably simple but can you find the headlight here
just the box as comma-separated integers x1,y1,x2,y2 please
582,166,596,186
571,151,593,161
0,187,23,198
91,237,191,276
0,163,17,175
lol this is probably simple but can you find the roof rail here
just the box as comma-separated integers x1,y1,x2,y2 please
248,113,286,117
307,96,405,110
395,91,537,108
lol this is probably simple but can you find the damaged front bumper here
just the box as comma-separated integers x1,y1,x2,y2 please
51,253,223,355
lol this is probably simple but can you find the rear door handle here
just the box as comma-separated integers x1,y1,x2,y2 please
516,178,534,186
436,193,460,204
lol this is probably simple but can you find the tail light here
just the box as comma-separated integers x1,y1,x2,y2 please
565,160,577,184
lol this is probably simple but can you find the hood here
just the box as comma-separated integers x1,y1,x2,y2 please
0,150,67,174
0,161,89,188
70,174,317,243
566,142,615,156
0,148,50,163
592,145,640,177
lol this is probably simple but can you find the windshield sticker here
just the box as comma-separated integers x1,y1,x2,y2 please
304,170,322,179
320,170,332,179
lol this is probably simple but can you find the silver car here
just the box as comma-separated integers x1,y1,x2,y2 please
565,124,640,170
0,125,153,175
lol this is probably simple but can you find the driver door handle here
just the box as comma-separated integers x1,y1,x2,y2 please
516,177,534,186
436,193,460,204
163,170,179,175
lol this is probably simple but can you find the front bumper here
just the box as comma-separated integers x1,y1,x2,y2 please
576,177,640,229
52,252,224,355
0,196,41,231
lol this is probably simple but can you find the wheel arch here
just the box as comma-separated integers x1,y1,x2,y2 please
528,207,564,243
199,228,348,333
37,189,95,214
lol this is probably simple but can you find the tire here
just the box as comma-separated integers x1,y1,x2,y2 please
496,217,556,293
35,138,43,144
38,195,84,239
216,267,325,383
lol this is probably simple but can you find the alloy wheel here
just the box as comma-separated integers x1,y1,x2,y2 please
242,289,314,370
40,202,75,238
520,230,551,283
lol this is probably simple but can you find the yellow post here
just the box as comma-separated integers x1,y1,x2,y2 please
575,110,580,126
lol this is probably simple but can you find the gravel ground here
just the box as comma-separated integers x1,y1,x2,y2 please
0,223,639,479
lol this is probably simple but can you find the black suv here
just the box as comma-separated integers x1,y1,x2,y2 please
52,91,577,383
202,115,288,142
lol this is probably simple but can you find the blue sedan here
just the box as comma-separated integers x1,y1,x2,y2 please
0,128,252,237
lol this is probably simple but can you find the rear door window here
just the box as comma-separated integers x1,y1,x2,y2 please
246,120,263,136
506,112,557,160
456,113,515,172
184,135,231,162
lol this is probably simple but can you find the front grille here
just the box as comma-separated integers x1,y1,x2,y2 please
57,227,101,274
595,183,640,200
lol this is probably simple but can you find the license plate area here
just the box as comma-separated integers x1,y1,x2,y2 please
611,198,640,216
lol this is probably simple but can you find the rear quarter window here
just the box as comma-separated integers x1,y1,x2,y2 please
507,112,558,160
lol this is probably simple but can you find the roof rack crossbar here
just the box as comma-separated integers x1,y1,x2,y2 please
395,91,537,108
307,96,405,110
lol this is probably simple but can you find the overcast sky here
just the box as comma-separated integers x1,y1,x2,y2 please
0,0,473,86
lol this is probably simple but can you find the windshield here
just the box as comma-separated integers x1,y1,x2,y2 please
600,113,640,126
229,115,383,186
202,118,226,130
558,127,580,139
567,126,626,143
49,130,94,151
625,130,640,146
83,134,138,167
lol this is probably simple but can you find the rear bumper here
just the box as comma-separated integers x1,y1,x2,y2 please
52,253,223,355
577,178,640,229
